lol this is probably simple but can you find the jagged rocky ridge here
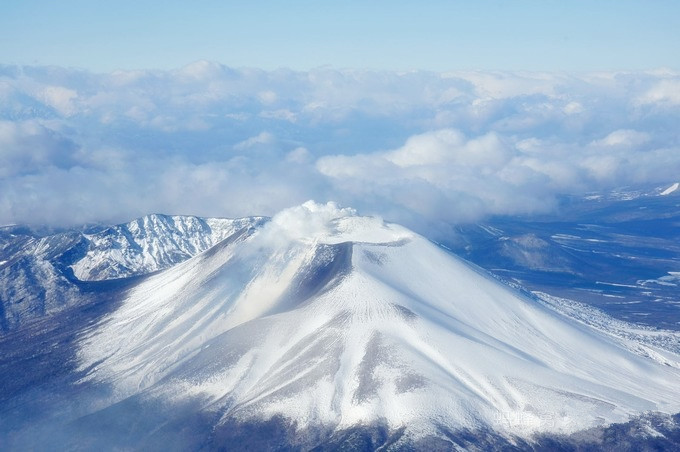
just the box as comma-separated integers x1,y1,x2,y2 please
0,214,264,331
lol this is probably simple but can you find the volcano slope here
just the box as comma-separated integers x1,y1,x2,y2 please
4,202,680,450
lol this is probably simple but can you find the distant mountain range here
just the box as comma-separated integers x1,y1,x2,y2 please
448,182,680,330
0,214,265,331
1,194,680,450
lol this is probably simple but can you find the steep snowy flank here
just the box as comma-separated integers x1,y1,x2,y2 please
78,201,680,442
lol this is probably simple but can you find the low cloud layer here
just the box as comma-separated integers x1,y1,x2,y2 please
1,62,679,235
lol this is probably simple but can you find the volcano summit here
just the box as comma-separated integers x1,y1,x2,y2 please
2,202,680,450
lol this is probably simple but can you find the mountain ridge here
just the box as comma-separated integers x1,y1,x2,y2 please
0,213,264,331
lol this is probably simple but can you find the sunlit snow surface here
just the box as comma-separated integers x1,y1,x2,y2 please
77,201,680,441
70,214,261,281
660,182,679,196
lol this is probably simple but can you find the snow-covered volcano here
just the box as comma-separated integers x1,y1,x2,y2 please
76,201,680,446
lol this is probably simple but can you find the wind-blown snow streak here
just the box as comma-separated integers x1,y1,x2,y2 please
77,201,680,440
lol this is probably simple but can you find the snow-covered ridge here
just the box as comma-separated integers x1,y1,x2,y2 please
660,182,679,196
70,213,265,281
0,213,264,331
77,201,680,441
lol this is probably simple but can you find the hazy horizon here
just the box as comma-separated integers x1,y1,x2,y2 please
3,1,679,73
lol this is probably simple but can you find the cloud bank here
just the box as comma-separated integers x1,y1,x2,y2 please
1,62,679,235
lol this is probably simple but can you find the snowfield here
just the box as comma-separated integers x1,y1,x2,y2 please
660,182,679,196
76,201,680,442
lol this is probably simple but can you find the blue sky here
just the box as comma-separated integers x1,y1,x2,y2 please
2,1,679,71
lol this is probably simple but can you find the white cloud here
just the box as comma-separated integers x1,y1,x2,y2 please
40,86,78,116
563,101,584,115
638,79,680,106
591,129,650,148
257,90,278,105
233,131,275,150
317,129,552,222
265,201,357,242
318,125,680,226
175,60,226,81
450,71,563,99
0,64,679,234
286,147,311,164
259,109,297,122
0,120,78,178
